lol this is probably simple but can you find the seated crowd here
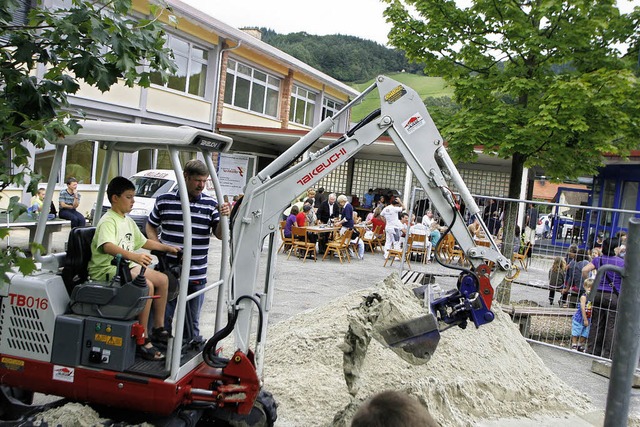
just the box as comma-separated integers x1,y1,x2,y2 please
281,188,452,263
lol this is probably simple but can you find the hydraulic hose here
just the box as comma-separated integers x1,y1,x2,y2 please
203,295,264,368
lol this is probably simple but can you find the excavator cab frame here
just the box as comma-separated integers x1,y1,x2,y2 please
0,122,273,424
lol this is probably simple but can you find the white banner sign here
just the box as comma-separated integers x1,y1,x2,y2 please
217,153,250,198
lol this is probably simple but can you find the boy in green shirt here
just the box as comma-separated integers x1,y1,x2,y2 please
88,176,179,360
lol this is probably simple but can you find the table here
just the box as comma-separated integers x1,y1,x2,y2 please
305,225,341,256
475,238,491,247
305,225,340,234
0,213,71,252
474,238,501,248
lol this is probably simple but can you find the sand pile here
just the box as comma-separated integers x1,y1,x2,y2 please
34,402,108,426
34,402,155,426
263,272,591,426
33,272,602,426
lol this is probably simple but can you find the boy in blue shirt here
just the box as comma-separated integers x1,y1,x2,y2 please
571,278,594,352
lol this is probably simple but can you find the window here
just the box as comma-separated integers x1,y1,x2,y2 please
65,142,94,184
599,179,617,227
289,85,316,127
150,34,209,97
619,181,639,228
131,175,175,198
156,150,193,169
136,149,154,171
95,147,121,185
34,149,56,184
135,148,190,172
453,169,510,197
224,59,280,117
350,159,407,199
322,98,344,132
34,142,123,186
314,161,350,196
1,0,30,44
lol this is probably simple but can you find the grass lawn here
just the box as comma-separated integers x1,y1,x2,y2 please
349,73,454,122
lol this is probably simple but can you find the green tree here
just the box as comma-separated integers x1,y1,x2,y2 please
0,0,175,276
383,0,639,300
384,0,639,190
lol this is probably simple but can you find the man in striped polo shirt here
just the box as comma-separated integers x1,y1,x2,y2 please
146,160,230,346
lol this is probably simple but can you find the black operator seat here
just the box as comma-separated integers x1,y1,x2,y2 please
60,226,148,321
61,227,96,294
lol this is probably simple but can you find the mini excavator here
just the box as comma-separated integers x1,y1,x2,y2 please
0,76,511,425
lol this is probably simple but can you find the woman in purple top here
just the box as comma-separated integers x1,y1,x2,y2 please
582,237,624,359
284,205,299,238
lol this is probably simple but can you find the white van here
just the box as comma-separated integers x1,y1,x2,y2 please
95,169,216,232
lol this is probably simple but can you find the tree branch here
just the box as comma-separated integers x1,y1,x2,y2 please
0,24,55,31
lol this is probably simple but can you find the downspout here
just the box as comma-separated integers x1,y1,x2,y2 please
212,38,241,336
212,38,242,131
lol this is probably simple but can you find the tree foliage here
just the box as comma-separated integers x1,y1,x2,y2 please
0,0,174,191
261,28,425,82
383,0,640,196
0,0,174,275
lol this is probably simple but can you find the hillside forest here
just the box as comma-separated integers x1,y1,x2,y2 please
260,28,424,83
259,29,455,122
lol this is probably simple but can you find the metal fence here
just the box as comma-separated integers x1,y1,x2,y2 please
407,188,634,360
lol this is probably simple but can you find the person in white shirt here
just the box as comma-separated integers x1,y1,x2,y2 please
410,220,433,263
410,221,427,235
317,193,341,254
399,212,410,237
381,198,404,258
421,209,435,228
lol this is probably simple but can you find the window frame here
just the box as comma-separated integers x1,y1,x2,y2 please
289,84,317,127
321,96,345,133
150,33,211,98
224,58,281,118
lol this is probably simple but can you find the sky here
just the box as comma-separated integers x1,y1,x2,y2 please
181,0,639,48
181,0,393,46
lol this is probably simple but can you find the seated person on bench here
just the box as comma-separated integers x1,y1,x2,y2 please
88,176,179,361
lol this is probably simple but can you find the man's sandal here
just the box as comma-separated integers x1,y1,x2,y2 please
137,340,165,361
151,327,172,344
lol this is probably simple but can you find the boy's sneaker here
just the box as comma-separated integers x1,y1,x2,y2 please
571,344,578,351
577,345,585,352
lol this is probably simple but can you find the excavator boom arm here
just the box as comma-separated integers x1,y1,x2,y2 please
228,76,512,376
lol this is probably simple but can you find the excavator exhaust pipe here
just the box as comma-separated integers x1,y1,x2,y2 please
379,314,441,359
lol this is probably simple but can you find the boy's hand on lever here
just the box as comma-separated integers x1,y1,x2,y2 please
165,245,180,255
133,252,153,267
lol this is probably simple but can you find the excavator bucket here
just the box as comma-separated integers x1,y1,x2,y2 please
379,313,440,359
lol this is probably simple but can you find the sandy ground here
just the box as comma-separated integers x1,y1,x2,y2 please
261,273,593,426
